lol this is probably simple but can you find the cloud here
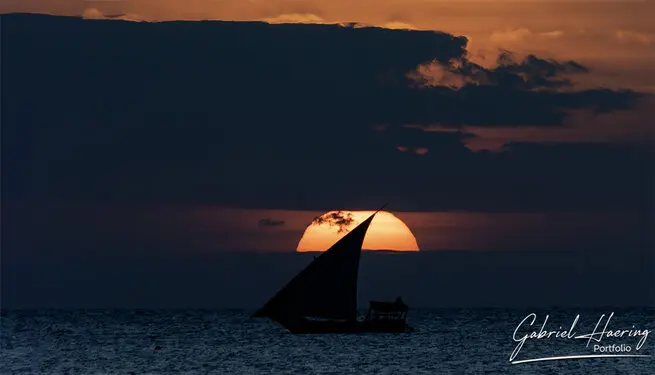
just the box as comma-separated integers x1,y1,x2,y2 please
381,21,418,30
615,30,654,45
261,13,328,25
414,147,429,155
489,28,565,44
407,96,655,152
488,52,588,90
490,28,533,43
410,50,590,92
407,61,472,89
81,8,147,22
81,8,103,20
258,218,286,227
259,16,419,31
4,1,654,72
2,14,651,213
540,30,564,39
395,146,430,155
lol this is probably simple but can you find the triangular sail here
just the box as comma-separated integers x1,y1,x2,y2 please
253,209,381,322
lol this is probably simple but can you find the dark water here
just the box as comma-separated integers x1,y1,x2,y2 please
1,308,652,374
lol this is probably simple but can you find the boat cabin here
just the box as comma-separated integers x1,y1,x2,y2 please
364,297,408,322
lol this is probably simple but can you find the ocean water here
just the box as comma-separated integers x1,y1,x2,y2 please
1,308,652,374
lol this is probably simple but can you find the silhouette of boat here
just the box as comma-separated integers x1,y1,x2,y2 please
253,205,414,333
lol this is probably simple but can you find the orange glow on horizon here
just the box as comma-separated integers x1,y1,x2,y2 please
296,211,420,252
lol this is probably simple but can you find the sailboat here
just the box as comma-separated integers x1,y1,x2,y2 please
253,205,414,333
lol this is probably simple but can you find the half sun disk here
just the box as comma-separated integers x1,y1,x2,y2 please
296,211,420,252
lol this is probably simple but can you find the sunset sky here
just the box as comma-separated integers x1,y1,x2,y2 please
1,1,653,308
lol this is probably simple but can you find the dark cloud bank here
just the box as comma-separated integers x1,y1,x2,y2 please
2,14,653,308
2,14,652,213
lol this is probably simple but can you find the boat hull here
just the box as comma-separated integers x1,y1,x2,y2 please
278,318,414,334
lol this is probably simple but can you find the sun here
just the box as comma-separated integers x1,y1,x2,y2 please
296,210,420,252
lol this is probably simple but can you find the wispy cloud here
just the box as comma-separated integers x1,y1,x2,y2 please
82,8,147,22
258,218,286,227
261,13,327,25
615,30,654,45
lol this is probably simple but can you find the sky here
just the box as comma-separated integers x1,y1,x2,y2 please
1,1,654,308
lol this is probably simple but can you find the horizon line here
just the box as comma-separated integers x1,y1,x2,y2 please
4,305,655,311
209,247,648,253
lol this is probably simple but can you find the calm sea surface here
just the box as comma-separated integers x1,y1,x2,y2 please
1,308,652,374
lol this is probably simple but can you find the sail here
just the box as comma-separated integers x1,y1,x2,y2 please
253,210,379,322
